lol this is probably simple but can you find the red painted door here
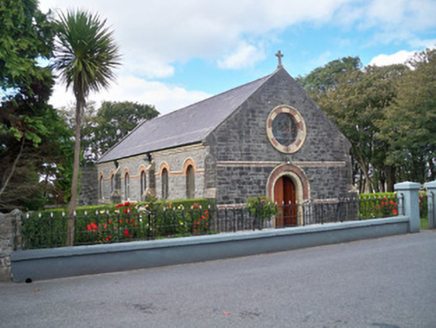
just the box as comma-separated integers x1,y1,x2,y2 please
274,176,297,227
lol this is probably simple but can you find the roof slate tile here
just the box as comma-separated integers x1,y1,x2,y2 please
97,70,275,163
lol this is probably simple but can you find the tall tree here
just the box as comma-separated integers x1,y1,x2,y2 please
54,10,120,245
378,48,436,183
298,57,407,192
0,0,57,210
83,101,159,162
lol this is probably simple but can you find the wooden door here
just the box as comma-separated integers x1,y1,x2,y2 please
274,176,297,227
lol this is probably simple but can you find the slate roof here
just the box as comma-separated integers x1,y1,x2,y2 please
97,70,276,163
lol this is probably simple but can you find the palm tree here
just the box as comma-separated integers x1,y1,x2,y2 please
54,10,120,246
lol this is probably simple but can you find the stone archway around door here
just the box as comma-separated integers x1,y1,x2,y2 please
266,164,310,227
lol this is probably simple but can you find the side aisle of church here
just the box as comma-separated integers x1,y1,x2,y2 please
97,144,208,203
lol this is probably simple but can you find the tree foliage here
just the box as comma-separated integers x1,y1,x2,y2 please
60,101,159,163
0,0,75,212
54,10,121,245
378,48,436,183
86,101,159,161
298,50,435,192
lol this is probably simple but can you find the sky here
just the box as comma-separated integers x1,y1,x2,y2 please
38,0,436,116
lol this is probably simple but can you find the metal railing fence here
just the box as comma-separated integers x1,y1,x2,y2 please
22,195,403,249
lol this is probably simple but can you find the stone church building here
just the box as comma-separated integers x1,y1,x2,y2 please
96,60,354,220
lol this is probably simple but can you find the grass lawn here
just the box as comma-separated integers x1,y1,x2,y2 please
420,218,429,229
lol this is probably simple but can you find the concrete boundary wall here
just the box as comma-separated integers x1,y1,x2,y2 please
11,216,409,282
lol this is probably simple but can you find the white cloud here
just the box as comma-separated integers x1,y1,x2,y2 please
218,43,266,69
355,0,436,46
368,50,420,68
40,0,355,78
369,45,436,67
38,0,436,111
50,75,211,115
409,38,436,49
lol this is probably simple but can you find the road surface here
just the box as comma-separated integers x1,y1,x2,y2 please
1,231,435,327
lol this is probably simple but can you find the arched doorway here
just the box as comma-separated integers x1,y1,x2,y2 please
274,176,298,227
266,164,310,227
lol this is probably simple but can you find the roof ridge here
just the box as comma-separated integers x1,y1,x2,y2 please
147,71,275,122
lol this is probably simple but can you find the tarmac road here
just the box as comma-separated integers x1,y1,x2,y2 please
1,231,435,328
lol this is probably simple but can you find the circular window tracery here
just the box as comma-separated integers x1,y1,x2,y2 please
266,105,306,153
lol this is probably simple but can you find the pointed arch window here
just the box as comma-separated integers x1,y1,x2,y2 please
99,176,103,199
110,174,114,194
140,170,147,201
162,168,169,199
186,165,195,199
125,172,130,200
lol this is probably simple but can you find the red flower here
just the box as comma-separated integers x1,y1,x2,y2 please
103,224,107,229
392,209,398,215
108,220,112,224
131,219,134,223
87,222,98,232
124,229,129,237
119,219,123,223
116,203,124,208
124,201,130,206
108,235,112,239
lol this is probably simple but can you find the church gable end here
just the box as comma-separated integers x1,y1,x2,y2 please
206,67,352,204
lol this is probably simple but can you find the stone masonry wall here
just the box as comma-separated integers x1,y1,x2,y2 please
153,145,207,201
78,166,99,206
0,210,22,282
96,145,208,203
206,68,353,204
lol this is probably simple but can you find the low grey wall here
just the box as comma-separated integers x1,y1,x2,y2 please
0,210,22,282
11,216,409,282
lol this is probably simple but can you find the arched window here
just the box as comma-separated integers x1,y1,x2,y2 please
162,168,168,199
186,165,195,199
99,176,103,199
110,174,114,194
125,172,130,200
140,170,146,201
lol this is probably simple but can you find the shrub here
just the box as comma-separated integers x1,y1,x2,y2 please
22,199,212,248
246,196,277,227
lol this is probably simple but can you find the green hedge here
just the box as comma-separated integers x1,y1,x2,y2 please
23,199,212,249
359,191,428,223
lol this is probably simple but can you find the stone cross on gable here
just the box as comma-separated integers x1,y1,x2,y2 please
276,50,284,68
